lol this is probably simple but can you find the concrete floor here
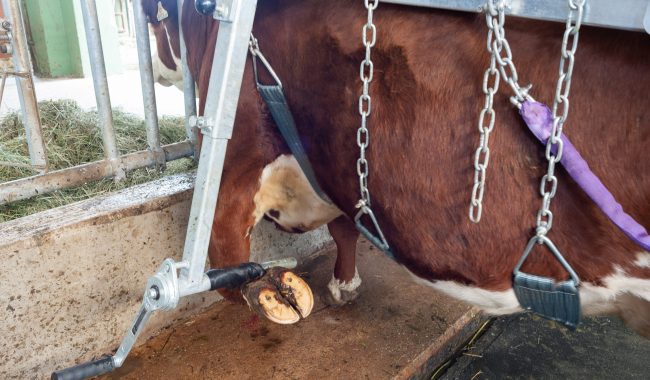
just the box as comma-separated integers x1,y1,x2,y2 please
98,240,475,380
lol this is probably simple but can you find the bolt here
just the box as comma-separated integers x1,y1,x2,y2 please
1,21,11,31
148,286,160,301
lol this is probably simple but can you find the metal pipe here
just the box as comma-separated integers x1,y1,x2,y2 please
177,0,198,158
1,0,48,174
179,0,258,287
383,0,650,33
0,71,7,105
79,0,125,180
132,0,165,169
0,141,193,205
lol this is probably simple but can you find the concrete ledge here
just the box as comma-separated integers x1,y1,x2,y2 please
0,173,331,380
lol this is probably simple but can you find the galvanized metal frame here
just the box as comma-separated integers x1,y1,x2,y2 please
178,0,258,289
384,0,650,33
0,0,198,205
1,0,48,174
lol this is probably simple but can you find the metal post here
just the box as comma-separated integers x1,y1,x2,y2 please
132,0,165,168
179,0,258,288
177,0,198,158
2,0,48,174
79,0,125,180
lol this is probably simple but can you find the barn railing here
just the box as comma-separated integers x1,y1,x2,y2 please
386,0,650,33
0,0,197,205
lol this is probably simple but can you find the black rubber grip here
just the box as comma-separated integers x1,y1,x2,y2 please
206,262,266,290
51,356,115,380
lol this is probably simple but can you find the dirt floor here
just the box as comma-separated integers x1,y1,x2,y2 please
100,240,474,380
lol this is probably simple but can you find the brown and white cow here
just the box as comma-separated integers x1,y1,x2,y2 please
144,0,650,336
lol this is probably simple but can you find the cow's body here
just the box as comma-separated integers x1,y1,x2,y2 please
146,0,650,336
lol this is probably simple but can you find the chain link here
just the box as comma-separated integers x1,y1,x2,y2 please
534,0,585,236
356,0,378,208
470,0,533,222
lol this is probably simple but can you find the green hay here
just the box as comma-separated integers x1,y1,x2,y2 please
0,99,196,222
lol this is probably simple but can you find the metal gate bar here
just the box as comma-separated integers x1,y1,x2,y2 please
177,0,198,157
384,0,650,33
0,0,197,206
79,0,126,181
1,0,48,174
132,0,165,168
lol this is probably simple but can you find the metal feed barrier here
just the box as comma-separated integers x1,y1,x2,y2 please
0,0,199,205
0,0,628,378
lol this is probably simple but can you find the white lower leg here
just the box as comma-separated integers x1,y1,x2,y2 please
327,267,362,304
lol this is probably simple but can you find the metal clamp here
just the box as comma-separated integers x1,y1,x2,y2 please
189,115,213,136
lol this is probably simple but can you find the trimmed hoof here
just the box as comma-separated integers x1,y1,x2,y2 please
242,267,313,325
325,268,362,306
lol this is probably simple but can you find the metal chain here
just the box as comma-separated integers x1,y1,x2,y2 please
356,0,378,209
353,0,391,252
534,0,586,237
470,0,533,223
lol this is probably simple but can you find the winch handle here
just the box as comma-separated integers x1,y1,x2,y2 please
51,356,115,380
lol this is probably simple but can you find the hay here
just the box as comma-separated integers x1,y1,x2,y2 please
0,99,196,222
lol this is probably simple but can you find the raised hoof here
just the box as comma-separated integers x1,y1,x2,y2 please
324,268,362,306
242,267,313,325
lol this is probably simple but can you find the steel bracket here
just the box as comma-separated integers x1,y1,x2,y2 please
189,115,214,137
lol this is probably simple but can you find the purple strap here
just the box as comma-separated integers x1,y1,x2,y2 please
520,100,650,251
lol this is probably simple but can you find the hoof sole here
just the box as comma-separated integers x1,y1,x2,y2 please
242,267,313,324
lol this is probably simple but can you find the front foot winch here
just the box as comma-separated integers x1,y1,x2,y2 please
51,257,304,380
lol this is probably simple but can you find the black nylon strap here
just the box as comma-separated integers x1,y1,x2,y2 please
257,84,332,204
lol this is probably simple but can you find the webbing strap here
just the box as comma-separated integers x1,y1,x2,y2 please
257,84,331,204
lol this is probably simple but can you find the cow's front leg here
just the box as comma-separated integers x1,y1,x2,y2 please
206,162,315,323
207,165,260,303
326,215,362,305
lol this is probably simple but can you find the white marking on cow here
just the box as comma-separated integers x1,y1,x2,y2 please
635,251,650,268
404,264,650,317
151,24,183,90
252,154,342,232
327,267,362,304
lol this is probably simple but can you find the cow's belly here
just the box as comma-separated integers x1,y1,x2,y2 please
252,154,342,233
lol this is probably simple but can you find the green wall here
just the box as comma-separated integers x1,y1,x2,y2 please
23,0,123,78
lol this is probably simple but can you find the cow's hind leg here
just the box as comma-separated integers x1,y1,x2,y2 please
325,215,362,305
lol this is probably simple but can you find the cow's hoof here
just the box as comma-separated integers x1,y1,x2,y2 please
242,267,313,324
325,268,362,306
